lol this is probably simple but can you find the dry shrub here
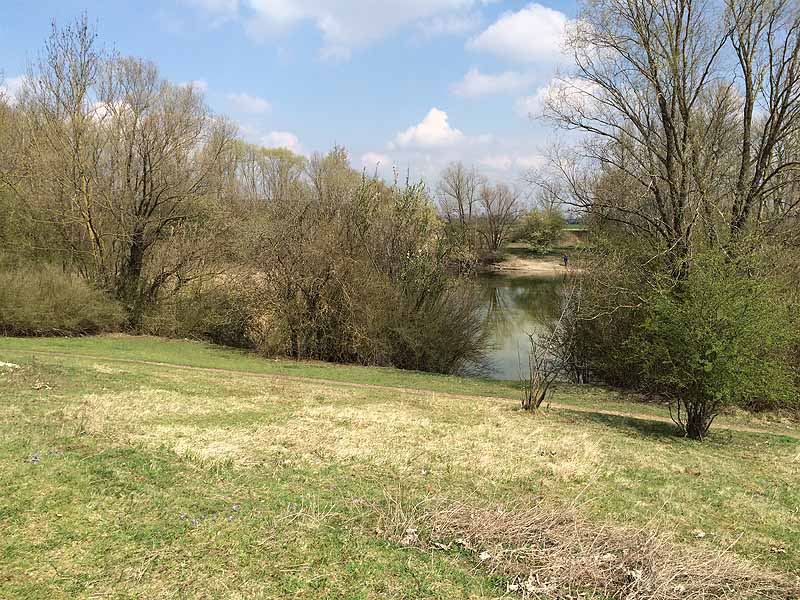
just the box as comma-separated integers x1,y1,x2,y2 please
0,264,124,336
379,496,799,600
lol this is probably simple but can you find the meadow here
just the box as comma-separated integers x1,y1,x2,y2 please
1,336,798,598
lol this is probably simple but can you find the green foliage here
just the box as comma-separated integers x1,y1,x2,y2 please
631,254,797,439
513,209,565,253
0,265,124,336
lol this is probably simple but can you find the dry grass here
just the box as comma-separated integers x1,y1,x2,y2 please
377,495,800,600
71,383,605,483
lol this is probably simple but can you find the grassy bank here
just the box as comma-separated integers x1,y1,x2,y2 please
1,336,799,598
0,335,795,434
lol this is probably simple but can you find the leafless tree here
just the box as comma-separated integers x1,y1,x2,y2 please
477,183,522,252
437,162,485,242
541,0,800,271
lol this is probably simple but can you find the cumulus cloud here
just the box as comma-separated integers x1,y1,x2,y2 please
260,131,305,154
184,0,496,58
227,92,272,113
394,108,465,148
452,68,534,97
468,3,572,63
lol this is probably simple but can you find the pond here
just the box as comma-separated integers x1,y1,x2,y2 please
477,273,566,380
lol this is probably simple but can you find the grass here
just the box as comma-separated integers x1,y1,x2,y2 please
1,336,799,598
0,335,794,434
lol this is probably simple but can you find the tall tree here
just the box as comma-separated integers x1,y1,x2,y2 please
15,16,235,325
544,0,800,269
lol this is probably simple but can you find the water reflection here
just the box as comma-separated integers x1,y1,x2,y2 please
478,273,564,380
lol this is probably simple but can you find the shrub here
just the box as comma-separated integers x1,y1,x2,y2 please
513,209,565,253
140,278,257,348
631,253,797,439
0,265,124,336
242,157,488,375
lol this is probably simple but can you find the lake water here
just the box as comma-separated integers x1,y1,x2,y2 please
477,273,565,380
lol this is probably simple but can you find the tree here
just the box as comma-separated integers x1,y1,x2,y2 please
633,254,796,439
477,182,521,253
515,209,565,253
15,17,235,326
436,161,484,244
536,0,800,426
543,0,800,272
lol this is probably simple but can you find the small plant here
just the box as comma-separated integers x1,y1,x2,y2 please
521,332,561,410
521,281,578,411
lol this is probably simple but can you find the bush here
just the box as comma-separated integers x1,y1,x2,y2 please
631,254,797,439
0,265,124,336
140,278,257,348
241,156,488,375
513,209,565,253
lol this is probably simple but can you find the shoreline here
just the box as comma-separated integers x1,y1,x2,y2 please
483,254,580,277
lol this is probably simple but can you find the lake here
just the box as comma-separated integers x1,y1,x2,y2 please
477,272,565,380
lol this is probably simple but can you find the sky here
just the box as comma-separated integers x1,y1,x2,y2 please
0,0,578,185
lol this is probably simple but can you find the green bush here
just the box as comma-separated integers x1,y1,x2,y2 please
0,265,124,336
631,254,797,439
513,209,565,253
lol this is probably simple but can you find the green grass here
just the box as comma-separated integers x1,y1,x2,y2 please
1,336,799,598
0,335,794,434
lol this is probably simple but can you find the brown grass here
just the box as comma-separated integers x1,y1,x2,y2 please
377,494,800,600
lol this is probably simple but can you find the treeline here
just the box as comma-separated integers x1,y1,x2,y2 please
435,162,565,266
0,17,488,374
540,0,800,438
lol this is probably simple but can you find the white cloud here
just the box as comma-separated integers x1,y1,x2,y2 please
516,76,599,119
179,79,209,93
468,3,572,63
515,90,549,119
479,155,514,170
260,131,305,154
361,152,392,170
479,153,545,172
515,154,547,170
234,0,495,58
394,108,465,148
0,75,26,104
452,68,533,97
227,92,272,113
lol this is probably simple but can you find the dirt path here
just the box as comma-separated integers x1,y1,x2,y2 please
6,348,800,441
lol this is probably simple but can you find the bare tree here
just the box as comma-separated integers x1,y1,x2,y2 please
437,162,484,243
542,0,800,270
477,183,521,252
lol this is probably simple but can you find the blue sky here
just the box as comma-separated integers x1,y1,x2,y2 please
0,0,577,183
